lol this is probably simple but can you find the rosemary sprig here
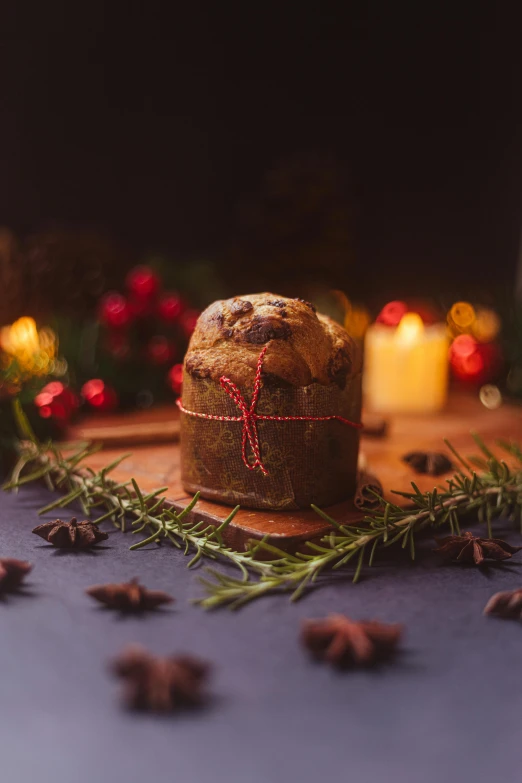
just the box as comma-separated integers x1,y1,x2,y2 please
3,402,277,580
196,433,522,608
3,399,522,609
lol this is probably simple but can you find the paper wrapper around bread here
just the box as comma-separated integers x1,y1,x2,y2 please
180,372,362,511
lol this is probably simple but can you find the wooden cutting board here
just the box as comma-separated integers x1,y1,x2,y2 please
66,393,522,550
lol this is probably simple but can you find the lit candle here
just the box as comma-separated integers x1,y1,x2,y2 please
364,313,449,413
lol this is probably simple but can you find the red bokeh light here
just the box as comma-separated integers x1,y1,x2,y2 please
81,379,118,411
34,382,79,424
450,334,478,359
105,331,131,360
180,309,200,338
146,336,175,365
168,363,183,395
125,266,160,300
99,292,132,329
158,292,185,323
376,300,408,327
450,338,502,384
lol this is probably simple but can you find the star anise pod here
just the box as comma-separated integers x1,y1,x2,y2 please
433,531,522,565
0,558,33,593
484,588,522,619
402,450,453,476
86,578,174,612
32,517,108,549
111,645,210,712
301,614,403,668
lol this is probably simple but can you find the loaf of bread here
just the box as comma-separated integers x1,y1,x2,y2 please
184,293,362,389
180,293,362,510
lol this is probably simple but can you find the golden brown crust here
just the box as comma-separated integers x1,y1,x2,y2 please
184,293,361,388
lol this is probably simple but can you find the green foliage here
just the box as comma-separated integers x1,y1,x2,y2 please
4,400,522,609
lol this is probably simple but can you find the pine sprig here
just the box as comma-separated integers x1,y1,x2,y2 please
3,399,522,609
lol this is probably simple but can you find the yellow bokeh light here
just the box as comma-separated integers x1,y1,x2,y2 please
344,306,371,340
449,301,476,331
472,308,501,343
0,316,58,379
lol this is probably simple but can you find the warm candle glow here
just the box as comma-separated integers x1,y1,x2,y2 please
395,312,424,344
364,314,449,414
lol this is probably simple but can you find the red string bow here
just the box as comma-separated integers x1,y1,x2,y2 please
177,346,362,476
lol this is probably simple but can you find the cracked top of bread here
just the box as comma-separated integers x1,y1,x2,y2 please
183,292,362,388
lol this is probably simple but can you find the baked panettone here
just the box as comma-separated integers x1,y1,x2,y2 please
179,293,362,510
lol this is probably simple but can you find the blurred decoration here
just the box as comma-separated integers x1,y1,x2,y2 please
472,309,501,343
364,304,449,413
446,301,503,387
81,379,119,412
0,240,211,448
0,316,69,446
60,263,199,413
326,290,370,340
0,317,60,387
99,293,133,329
167,364,184,395
479,384,502,410
34,381,79,426
375,300,408,327
344,303,371,341
449,335,502,385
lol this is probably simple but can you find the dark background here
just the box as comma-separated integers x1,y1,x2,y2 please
1,1,522,300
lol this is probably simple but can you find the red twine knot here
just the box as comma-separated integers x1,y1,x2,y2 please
177,345,362,476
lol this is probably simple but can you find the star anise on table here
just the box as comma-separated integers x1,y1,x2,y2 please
301,614,403,668
0,558,32,593
484,588,522,619
86,578,174,612
402,451,453,476
32,517,108,549
111,645,210,712
433,532,522,566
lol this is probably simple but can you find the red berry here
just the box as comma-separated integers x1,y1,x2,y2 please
34,382,79,425
125,266,160,300
180,309,200,337
128,296,154,319
146,335,174,365
99,292,132,329
168,363,183,395
158,292,185,323
104,332,131,360
81,379,118,411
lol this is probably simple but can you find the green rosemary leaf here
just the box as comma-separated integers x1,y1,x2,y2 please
368,537,380,567
129,526,164,550
353,545,366,583
443,438,473,473
38,486,85,514
310,504,350,531
175,492,200,522
471,431,496,460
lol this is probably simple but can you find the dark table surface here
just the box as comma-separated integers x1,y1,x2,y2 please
1,483,522,783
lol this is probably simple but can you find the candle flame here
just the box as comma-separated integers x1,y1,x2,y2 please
395,312,424,344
